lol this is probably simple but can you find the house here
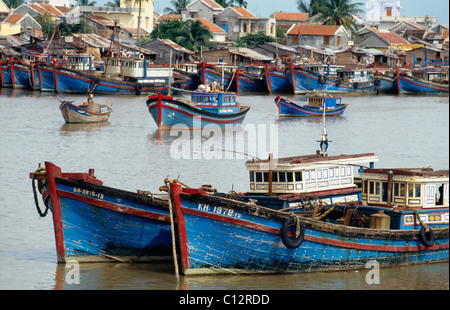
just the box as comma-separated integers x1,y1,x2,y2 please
0,0,10,21
140,38,195,65
365,0,437,31
155,14,182,23
190,17,227,44
12,2,66,24
181,0,224,23
80,0,154,33
215,6,276,42
403,46,448,67
201,47,273,64
355,29,409,51
286,24,349,49
1,13,42,36
274,12,308,35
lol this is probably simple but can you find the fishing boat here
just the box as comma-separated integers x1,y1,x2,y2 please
0,59,13,88
29,162,173,263
287,63,379,94
198,62,237,91
165,106,448,275
59,93,112,123
146,91,250,130
395,69,449,94
235,68,268,93
264,65,293,94
174,62,201,90
275,92,347,117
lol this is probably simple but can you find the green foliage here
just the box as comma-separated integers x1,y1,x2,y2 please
314,0,364,37
150,19,215,52
3,0,24,9
215,0,248,8
235,32,276,47
163,0,190,14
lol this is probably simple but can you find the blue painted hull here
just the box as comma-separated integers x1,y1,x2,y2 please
198,66,235,91
377,76,397,94
11,63,31,89
33,162,173,263
147,94,250,129
276,96,347,117
395,74,449,94
38,64,56,92
264,67,292,93
0,64,13,87
287,68,377,94
30,65,40,90
236,72,267,93
170,184,449,275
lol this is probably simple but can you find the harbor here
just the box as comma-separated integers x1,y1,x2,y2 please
0,89,448,290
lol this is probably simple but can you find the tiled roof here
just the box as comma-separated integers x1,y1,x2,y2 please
84,15,115,27
231,7,256,18
275,12,308,21
156,14,182,22
202,0,224,10
4,13,25,24
39,4,64,17
376,31,409,44
287,24,341,36
193,18,226,33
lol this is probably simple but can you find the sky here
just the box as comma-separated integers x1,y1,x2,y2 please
144,0,449,25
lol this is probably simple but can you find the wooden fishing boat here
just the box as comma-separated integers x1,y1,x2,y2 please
264,65,292,94
146,91,250,130
275,92,347,117
168,176,448,275
287,63,379,94
59,94,112,123
198,62,237,91
29,162,173,263
395,69,449,94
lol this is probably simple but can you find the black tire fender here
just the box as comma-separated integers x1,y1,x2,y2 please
280,217,304,249
318,74,326,84
419,226,435,247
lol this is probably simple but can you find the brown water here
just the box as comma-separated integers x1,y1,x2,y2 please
0,88,448,290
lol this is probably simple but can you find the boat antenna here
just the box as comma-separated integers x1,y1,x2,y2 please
317,97,330,156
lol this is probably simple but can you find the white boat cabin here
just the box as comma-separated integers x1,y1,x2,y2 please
411,70,449,83
306,93,342,109
305,64,345,77
357,168,449,209
66,54,94,71
246,153,378,195
104,58,172,80
336,68,374,84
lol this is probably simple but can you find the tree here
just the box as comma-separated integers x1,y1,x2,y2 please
77,0,97,6
4,0,23,9
236,32,275,47
129,0,149,45
106,0,121,7
216,0,248,8
163,0,190,14
297,0,327,16
315,0,363,37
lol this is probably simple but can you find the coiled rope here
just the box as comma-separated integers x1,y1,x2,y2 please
32,168,49,217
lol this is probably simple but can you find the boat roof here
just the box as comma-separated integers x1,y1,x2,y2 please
246,153,379,170
361,168,449,180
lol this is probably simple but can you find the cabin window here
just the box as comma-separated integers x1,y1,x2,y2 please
249,172,254,182
408,183,421,198
436,184,446,205
263,172,269,182
279,172,286,182
255,172,263,182
295,172,302,182
272,172,278,182
393,182,406,198
369,181,381,195
287,172,294,182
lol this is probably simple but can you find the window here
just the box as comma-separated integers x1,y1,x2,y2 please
394,182,406,197
295,172,302,182
386,7,392,16
408,184,421,198
323,36,330,45
287,172,294,183
249,172,254,182
279,172,286,183
369,181,381,195
255,172,262,182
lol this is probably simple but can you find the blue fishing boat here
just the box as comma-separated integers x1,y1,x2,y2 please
377,75,397,94
59,94,112,123
235,67,268,93
37,62,57,92
275,92,347,117
264,65,292,94
0,60,13,88
287,63,379,94
169,178,448,275
395,69,449,94
30,162,173,263
146,92,250,130
10,60,31,89
198,62,236,91
174,62,201,90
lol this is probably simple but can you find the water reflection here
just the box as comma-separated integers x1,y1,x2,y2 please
60,121,111,134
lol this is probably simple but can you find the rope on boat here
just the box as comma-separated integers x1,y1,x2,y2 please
32,167,49,217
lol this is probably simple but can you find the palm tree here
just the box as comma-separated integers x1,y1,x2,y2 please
164,0,190,14
297,0,327,16
4,0,24,9
128,0,149,45
106,0,121,7
174,20,213,52
315,0,363,37
77,0,97,6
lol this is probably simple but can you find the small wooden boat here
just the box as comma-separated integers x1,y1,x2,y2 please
29,162,173,263
59,93,112,123
146,91,250,130
275,92,347,117
395,69,449,94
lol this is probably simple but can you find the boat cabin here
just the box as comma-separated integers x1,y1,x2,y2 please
246,153,378,196
411,70,449,83
305,64,345,77
66,54,94,71
336,68,373,83
104,58,173,81
191,92,239,114
20,50,50,65
306,93,342,109
357,168,449,209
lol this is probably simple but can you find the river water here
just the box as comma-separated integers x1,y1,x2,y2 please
0,88,448,291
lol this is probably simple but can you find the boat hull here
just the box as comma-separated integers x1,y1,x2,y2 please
170,184,449,275
38,64,56,92
198,65,235,91
147,93,250,129
395,74,449,94
0,64,13,87
264,67,292,93
236,72,267,93
31,162,173,263
287,68,377,94
276,96,347,117
59,101,112,123
11,62,31,89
